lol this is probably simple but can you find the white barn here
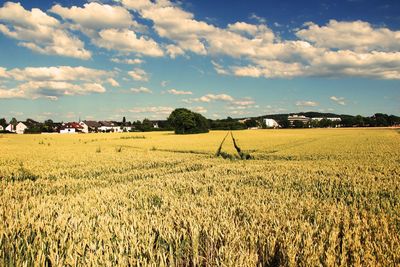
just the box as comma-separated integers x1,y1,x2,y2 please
16,122,28,134
5,124,15,132
264,118,279,128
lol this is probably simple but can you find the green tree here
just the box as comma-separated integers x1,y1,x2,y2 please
168,108,209,134
244,119,258,128
0,118,7,128
9,117,17,126
141,119,153,132
293,120,304,128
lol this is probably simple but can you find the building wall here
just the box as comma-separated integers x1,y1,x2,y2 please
16,123,27,134
60,128,76,134
264,119,279,128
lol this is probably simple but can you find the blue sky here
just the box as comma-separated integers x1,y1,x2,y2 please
0,0,399,122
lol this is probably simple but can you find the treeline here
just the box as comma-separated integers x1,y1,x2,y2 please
260,112,400,128
1,112,399,134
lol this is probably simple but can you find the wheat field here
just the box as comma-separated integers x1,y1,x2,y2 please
0,128,399,266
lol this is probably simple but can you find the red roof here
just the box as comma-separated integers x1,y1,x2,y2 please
62,122,83,129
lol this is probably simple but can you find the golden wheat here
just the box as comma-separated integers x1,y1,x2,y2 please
0,128,399,266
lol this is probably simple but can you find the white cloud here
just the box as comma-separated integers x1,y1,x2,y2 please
0,2,91,59
165,44,185,58
111,58,143,64
295,100,319,107
0,81,105,100
131,86,152,94
0,67,8,78
49,2,135,30
128,106,174,115
190,93,234,103
0,88,25,99
128,68,148,81
107,78,120,87
0,65,112,99
122,0,274,58
211,60,229,75
5,66,112,82
192,106,207,113
167,89,192,95
296,20,400,52
330,96,346,105
95,29,164,57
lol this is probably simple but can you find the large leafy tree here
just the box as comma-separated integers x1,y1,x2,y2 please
168,108,209,134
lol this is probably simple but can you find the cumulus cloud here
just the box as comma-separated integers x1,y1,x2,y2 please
330,96,346,105
111,58,143,64
211,60,229,75
131,86,152,94
0,81,105,100
295,100,319,107
128,68,149,81
128,106,174,115
165,44,185,58
296,20,400,52
122,0,275,58
49,2,135,30
167,89,192,95
107,78,120,87
0,2,91,59
189,93,235,103
192,106,207,113
6,66,112,82
0,65,113,99
95,28,164,57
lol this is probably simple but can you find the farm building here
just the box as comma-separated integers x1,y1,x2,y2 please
80,121,101,133
60,122,83,134
98,121,115,132
288,115,310,125
311,117,341,122
264,118,279,128
0,125,3,131
5,124,15,132
16,122,28,134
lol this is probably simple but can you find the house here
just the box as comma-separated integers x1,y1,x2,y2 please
60,122,83,134
288,115,310,125
5,124,15,132
264,118,279,128
98,121,115,132
80,121,101,133
311,117,341,122
0,125,3,131
111,121,123,133
16,122,28,134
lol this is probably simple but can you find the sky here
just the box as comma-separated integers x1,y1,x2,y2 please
0,0,399,122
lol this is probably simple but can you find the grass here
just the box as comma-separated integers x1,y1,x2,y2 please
0,129,399,266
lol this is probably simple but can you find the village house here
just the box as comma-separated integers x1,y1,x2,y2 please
311,117,342,122
98,121,115,132
264,118,280,128
80,120,101,133
5,124,15,132
60,122,83,134
0,125,3,131
16,122,28,134
288,115,311,125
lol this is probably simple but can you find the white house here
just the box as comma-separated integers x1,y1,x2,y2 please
311,117,341,122
16,122,28,134
60,122,83,134
5,124,15,132
0,125,3,131
264,118,279,128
